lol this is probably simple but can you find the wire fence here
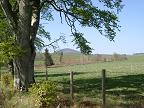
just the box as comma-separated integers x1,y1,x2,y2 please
1,59,144,107
34,61,144,107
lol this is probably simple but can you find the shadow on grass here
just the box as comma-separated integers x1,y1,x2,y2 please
73,74,144,105
34,71,45,74
106,74,144,105
34,71,144,106
34,71,88,78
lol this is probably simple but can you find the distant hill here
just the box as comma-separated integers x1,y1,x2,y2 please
57,48,80,54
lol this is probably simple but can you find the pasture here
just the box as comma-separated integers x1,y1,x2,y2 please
34,54,144,107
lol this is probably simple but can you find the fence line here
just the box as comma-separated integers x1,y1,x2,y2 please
69,70,107,107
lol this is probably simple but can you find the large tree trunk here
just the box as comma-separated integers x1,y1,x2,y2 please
13,0,32,91
1,0,39,91
13,0,40,90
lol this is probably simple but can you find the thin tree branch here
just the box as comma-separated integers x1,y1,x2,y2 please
44,36,64,47
40,0,52,10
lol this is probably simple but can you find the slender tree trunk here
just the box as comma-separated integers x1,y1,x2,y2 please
28,0,40,84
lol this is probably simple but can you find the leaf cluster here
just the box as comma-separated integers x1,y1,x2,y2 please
29,81,58,107
0,37,23,62
0,73,14,100
0,7,23,62
72,32,92,54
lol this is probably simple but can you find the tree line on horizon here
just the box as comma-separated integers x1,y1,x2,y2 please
35,51,128,66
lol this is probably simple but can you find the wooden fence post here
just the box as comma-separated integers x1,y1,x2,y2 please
102,69,106,108
70,71,74,102
46,66,48,80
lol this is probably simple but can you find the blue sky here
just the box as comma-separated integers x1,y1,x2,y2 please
42,0,144,54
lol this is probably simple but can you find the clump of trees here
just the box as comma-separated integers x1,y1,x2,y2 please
59,52,63,64
45,48,54,66
95,53,128,62
96,54,103,61
44,48,54,80
112,53,128,61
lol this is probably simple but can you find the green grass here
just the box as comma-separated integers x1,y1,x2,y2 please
1,55,144,107
34,55,144,106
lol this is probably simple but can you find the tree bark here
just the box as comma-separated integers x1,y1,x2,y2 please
28,0,40,84
1,0,41,91
8,60,14,78
13,0,33,91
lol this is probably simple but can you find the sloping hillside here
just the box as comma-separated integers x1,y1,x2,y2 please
57,48,80,54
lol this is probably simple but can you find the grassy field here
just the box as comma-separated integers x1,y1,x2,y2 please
34,54,144,107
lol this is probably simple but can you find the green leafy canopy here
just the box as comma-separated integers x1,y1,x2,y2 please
40,0,123,54
0,0,123,58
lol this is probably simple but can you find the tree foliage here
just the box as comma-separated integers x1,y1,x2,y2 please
0,7,22,62
0,0,123,56
39,0,123,54
29,81,57,107
72,32,92,54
